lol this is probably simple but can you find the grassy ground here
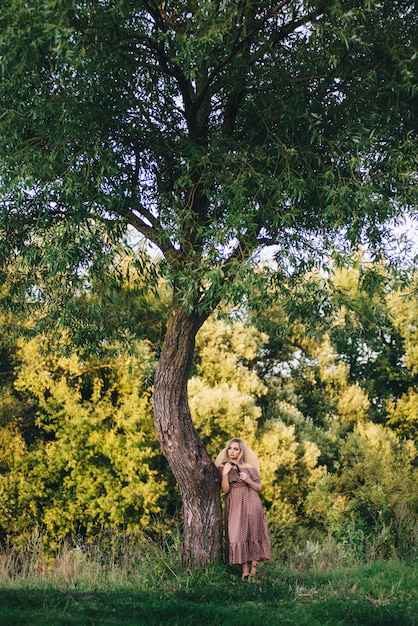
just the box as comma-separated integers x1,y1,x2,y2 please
0,537,416,625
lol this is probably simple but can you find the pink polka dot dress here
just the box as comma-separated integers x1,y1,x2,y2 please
219,464,271,565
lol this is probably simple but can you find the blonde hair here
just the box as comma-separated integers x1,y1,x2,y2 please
214,438,260,472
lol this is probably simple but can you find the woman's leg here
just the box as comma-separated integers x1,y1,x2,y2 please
241,562,250,579
249,561,258,578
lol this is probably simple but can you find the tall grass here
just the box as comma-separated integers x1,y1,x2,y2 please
0,526,185,591
0,523,416,588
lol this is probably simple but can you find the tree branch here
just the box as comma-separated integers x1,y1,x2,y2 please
118,205,175,256
196,1,319,111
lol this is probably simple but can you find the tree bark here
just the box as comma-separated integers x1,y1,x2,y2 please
153,305,223,568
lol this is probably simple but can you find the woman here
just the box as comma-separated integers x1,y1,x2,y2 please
215,437,271,579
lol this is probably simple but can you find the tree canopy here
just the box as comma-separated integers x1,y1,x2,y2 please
1,1,416,310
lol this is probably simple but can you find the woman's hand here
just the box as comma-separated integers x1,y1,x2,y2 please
238,470,261,492
221,463,232,494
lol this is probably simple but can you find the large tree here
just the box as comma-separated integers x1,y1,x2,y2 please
0,1,416,566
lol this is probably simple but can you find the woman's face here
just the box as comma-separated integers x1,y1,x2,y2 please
227,441,241,462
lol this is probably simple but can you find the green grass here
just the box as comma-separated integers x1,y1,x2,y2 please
0,560,417,625
0,536,416,625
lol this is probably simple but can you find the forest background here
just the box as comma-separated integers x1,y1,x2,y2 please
1,250,417,560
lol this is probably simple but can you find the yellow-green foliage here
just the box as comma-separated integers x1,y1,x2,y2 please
386,288,418,439
0,337,169,548
189,314,325,538
388,288,418,376
386,390,418,440
1,267,417,555
255,419,325,537
189,314,267,456
306,421,418,555
314,335,370,422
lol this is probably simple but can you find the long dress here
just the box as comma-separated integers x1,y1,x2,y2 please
219,464,271,565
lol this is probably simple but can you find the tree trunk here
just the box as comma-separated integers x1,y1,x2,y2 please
153,305,223,568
